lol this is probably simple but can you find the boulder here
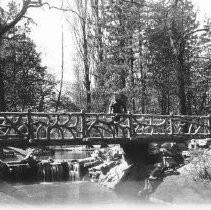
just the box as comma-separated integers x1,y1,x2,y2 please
98,161,133,189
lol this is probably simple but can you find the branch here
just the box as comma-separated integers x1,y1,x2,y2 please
0,0,42,37
73,26,84,59
121,0,145,7
65,16,82,55
165,22,178,55
165,0,195,55
184,28,210,38
22,15,37,25
0,1,28,36
195,56,211,60
40,2,84,21
165,0,183,16
0,0,84,38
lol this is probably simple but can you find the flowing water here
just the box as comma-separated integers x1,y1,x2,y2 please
0,147,145,206
5,181,144,205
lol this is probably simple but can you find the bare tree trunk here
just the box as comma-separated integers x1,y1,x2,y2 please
160,88,169,115
167,27,187,115
177,51,187,115
139,37,146,114
129,36,136,113
0,38,6,112
118,3,126,89
93,0,104,86
38,94,45,112
0,69,6,112
72,0,92,113
82,19,91,113
165,0,187,115
55,25,64,112
95,0,104,64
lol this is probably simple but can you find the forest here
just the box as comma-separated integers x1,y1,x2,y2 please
0,0,211,115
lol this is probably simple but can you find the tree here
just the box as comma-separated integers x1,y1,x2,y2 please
0,1,60,112
142,0,210,115
65,0,93,112
91,0,147,112
188,19,211,115
71,61,87,111
36,73,57,112
55,25,64,112
0,0,46,111
164,0,209,115
3,31,56,111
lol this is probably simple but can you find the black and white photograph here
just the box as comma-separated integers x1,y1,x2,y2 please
0,0,211,209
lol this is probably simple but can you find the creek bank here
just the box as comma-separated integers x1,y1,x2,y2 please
87,142,189,199
149,149,211,203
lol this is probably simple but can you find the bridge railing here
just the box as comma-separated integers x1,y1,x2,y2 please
0,110,210,146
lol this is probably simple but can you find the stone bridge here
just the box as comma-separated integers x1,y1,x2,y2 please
0,110,210,147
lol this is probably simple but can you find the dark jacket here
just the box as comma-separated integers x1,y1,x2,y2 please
109,99,127,122
109,98,127,114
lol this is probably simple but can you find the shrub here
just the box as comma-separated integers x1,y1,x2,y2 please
189,150,211,182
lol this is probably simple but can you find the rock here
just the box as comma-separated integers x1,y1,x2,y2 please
100,160,119,175
78,156,97,164
98,161,133,189
150,165,211,204
188,138,211,149
161,142,176,150
83,159,103,168
181,150,191,158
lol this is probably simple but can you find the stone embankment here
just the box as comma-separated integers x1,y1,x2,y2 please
87,143,189,197
86,139,211,202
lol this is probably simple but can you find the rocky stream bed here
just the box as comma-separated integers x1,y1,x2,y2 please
1,139,211,205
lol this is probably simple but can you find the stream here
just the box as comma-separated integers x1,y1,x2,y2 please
0,146,146,206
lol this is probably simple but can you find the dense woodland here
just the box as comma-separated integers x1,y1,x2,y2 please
0,0,211,115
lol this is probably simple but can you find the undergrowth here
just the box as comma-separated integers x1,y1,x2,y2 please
189,149,211,182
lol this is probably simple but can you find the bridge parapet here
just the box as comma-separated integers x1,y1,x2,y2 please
0,110,210,146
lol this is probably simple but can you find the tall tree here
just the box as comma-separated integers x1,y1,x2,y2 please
3,33,55,111
55,25,64,112
0,0,46,111
66,0,92,112
164,0,208,115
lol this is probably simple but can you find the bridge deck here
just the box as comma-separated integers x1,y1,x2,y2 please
0,136,210,147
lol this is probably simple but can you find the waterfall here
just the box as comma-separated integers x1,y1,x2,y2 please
36,160,83,182
6,160,84,182
67,162,81,181
35,161,82,182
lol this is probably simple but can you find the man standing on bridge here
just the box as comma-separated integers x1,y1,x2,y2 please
109,92,127,136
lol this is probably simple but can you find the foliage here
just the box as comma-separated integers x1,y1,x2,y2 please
1,0,211,115
0,1,60,112
85,0,211,115
3,35,45,111
189,150,211,183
